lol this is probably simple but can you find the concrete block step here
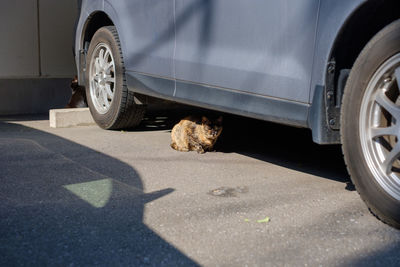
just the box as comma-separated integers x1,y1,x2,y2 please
49,108,95,128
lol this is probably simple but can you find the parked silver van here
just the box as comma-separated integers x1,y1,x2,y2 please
75,0,400,228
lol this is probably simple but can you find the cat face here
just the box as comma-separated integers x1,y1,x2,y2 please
70,75,80,92
201,116,223,138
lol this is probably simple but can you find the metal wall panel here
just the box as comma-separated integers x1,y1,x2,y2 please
0,0,40,78
0,0,78,78
39,0,78,77
0,0,78,114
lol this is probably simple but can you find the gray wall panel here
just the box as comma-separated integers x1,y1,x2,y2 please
0,0,79,115
39,0,78,77
0,0,39,78
0,78,71,115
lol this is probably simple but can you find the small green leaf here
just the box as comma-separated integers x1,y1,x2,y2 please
257,216,270,223
244,218,250,222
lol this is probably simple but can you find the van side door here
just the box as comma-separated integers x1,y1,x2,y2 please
174,0,320,103
108,0,176,96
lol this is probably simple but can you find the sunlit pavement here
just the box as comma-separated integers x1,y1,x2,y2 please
1,107,400,266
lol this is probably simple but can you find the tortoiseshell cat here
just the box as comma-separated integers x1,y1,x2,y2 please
171,116,223,153
65,76,87,108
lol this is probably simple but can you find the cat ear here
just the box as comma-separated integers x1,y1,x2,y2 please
216,116,223,124
201,116,209,124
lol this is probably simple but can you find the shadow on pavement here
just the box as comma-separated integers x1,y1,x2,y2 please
137,104,350,185
346,242,400,266
218,114,350,184
0,120,198,266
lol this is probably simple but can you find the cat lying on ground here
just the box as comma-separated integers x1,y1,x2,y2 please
171,116,223,153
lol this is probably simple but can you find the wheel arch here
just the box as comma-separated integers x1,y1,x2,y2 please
81,11,114,54
76,11,114,84
330,0,400,84
310,0,400,144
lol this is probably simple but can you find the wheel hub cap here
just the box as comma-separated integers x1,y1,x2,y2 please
360,53,400,200
89,43,116,114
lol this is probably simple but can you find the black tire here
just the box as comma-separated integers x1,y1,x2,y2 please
85,26,145,130
341,19,400,229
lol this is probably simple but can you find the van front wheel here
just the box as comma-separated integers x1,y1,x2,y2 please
85,26,145,130
341,19,400,229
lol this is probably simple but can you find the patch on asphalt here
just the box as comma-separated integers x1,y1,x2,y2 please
208,186,248,197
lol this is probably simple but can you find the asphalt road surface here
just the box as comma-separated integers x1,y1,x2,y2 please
1,105,400,266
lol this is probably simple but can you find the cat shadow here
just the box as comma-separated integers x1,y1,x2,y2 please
131,103,350,186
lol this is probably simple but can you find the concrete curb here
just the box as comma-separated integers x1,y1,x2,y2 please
49,108,95,128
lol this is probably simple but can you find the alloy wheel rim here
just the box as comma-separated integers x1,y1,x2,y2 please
360,53,400,201
89,43,116,114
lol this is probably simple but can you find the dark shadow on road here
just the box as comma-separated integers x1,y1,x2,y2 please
345,241,400,266
0,120,198,266
217,114,350,184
